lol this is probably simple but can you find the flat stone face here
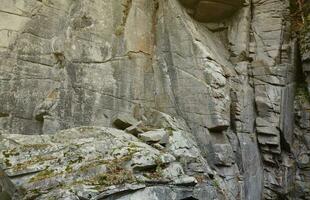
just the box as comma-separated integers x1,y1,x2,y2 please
179,0,244,22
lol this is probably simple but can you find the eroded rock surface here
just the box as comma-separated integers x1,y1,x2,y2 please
0,0,309,199
0,126,213,199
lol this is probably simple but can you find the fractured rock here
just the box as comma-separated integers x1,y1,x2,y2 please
139,129,169,144
125,121,144,136
112,114,139,130
213,144,234,166
0,125,214,199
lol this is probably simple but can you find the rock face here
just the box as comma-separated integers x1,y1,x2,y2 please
0,0,309,199
1,126,211,199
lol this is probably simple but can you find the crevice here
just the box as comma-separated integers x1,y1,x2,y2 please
229,89,238,133
115,0,133,36
0,112,9,117
295,42,309,101
181,197,198,200
0,10,31,18
151,0,159,50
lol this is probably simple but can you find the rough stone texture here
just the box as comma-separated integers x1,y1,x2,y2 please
0,0,309,199
0,126,212,199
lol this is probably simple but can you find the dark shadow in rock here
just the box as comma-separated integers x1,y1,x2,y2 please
179,0,244,22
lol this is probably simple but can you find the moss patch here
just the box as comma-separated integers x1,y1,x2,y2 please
20,143,51,151
2,148,19,158
29,169,56,183
5,159,12,167
83,156,136,188
12,155,57,172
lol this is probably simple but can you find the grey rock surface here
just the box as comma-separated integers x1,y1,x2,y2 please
0,126,213,199
0,0,309,199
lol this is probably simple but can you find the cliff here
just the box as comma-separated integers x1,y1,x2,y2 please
0,0,309,199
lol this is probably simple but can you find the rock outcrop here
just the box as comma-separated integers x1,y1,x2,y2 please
1,126,213,199
0,0,309,199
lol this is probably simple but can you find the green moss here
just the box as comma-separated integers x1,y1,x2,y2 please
12,155,57,172
95,169,135,186
5,159,12,167
64,153,84,165
164,127,174,136
78,159,107,173
127,143,140,155
29,169,55,183
2,148,19,158
83,156,136,187
20,144,50,151
143,156,165,180
65,165,73,173
212,179,220,188
78,148,136,174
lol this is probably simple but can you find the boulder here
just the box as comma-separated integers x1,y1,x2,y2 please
112,114,139,130
125,121,144,136
139,129,169,144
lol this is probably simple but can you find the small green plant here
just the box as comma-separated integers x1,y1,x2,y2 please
212,179,220,188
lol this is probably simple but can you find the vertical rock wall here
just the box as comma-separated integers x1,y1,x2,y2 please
0,0,309,199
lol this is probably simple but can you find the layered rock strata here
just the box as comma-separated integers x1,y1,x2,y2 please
0,0,309,199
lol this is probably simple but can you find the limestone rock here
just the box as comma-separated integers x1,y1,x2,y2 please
213,144,234,166
139,129,169,144
112,114,139,130
0,0,309,199
0,126,207,199
125,121,144,136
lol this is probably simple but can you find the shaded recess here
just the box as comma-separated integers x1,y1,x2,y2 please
179,0,244,22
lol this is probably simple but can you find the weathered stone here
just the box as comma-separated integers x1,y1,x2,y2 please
213,144,234,166
0,0,309,199
125,121,144,136
237,133,264,200
139,129,169,144
93,184,146,200
0,127,194,199
112,114,139,130
173,176,197,186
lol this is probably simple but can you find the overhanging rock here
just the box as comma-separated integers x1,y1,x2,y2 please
179,0,244,22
